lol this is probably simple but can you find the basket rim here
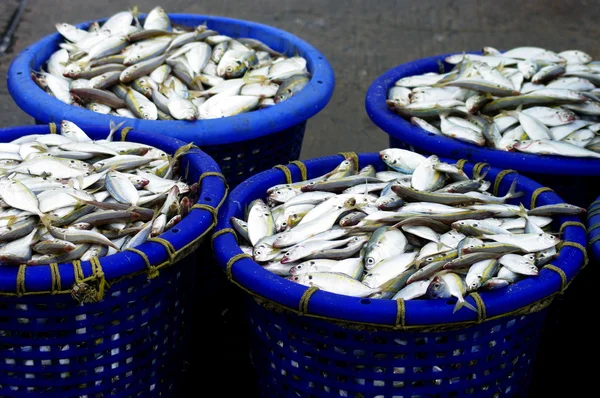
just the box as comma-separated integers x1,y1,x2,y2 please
0,124,227,295
364,51,600,176
212,152,587,329
7,13,335,146
587,196,600,263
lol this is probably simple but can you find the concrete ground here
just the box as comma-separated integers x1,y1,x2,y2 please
0,0,595,396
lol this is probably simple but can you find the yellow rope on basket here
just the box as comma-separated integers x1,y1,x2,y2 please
273,165,293,184
225,253,252,280
338,152,359,169
289,160,308,181
469,292,487,323
125,248,159,279
587,207,600,219
192,203,218,225
560,221,586,235
456,159,468,171
394,299,406,329
90,257,109,301
544,264,568,294
197,171,228,188
120,127,133,141
587,222,600,235
473,162,489,179
589,234,600,247
298,286,319,315
530,187,554,209
558,241,588,266
211,228,238,248
16,264,26,297
148,237,176,261
49,263,61,294
48,122,57,134
493,169,517,196
72,260,85,282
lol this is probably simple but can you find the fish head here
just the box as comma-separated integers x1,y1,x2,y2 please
541,233,560,245
426,275,449,299
364,256,378,269
287,274,310,286
275,216,291,232
522,254,536,263
274,88,292,103
289,260,315,275
281,246,302,264
63,63,83,78
268,187,296,203
556,109,576,124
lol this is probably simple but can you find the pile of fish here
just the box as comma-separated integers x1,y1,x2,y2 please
34,6,311,120
0,120,196,266
233,148,585,313
388,46,600,158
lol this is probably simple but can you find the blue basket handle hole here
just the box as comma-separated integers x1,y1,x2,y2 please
360,299,371,305
17,72,22,75
171,228,180,234
317,81,323,84
204,197,212,202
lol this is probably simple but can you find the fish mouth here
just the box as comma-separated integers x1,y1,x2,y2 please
280,257,291,264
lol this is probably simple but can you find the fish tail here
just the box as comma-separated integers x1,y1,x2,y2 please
505,178,524,200
453,296,478,313
106,120,125,142
518,203,529,219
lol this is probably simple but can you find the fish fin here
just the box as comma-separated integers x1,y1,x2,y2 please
106,120,125,142
504,179,524,200
518,203,529,219
453,296,478,313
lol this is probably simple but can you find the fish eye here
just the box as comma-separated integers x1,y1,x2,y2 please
433,283,440,289
367,258,375,264
310,261,315,265
276,190,281,194
282,221,287,226
285,252,291,256
255,250,262,256
296,265,302,269
383,155,388,160
426,257,433,261
70,160,75,164
308,275,313,280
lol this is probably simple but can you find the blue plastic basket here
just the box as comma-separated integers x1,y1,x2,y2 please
7,14,336,187
0,124,227,397
212,153,587,397
365,52,600,207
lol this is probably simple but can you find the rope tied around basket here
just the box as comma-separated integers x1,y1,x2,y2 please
16,264,26,297
587,207,600,219
119,127,134,141
298,286,318,315
543,264,568,294
394,299,406,329
337,152,359,169
48,122,57,134
49,263,61,294
493,169,518,196
273,164,293,184
530,187,554,209
587,222,600,235
90,257,109,301
148,237,176,261
225,253,252,280
469,292,487,323
455,159,468,171
289,160,308,181
472,162,489,180
125,247,159,279
211,228,238,249
557,241,588,267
